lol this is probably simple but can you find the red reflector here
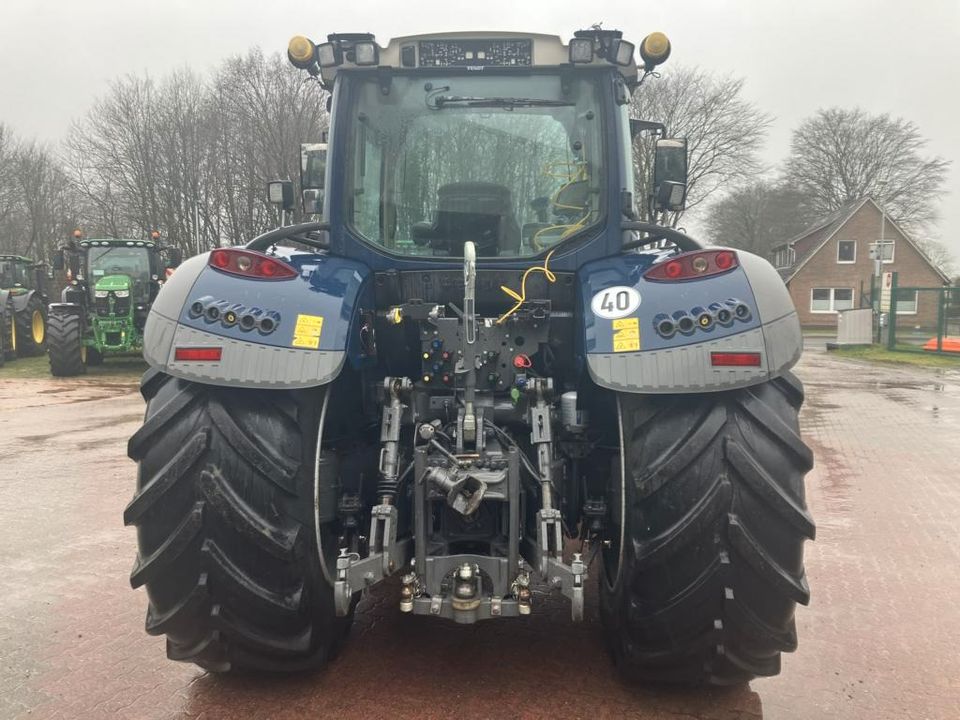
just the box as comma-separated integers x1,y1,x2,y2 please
210,249,230,268
513,353,532,369
664,260,683,278
710,352,761,367
260,258,281,277
715,251,735,270
175,347,223,362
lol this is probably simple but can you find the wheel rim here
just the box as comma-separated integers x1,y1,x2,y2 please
601,395,627,591
81,345,87,364
9,315,16,353
32,310,44,344
314,389,336,585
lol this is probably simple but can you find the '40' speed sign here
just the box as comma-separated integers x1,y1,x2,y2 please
590,286,641,320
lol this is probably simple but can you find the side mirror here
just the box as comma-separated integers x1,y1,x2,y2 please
166,248,183,269
68,253,81,279
652,138,688,212
302,188,323,216
52,252,65,272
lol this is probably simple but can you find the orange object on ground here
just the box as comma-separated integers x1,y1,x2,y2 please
922,336,960,353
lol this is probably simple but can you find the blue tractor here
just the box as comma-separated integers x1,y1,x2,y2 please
125,28,814,685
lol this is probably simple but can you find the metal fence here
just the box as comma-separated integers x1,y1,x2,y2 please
886,273,960,355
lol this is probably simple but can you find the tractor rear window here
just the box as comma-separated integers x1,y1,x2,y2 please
345,73,606,258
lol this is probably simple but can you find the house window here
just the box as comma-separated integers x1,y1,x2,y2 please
774,246,794,269
894,289,918,314
833,288,854,311
870,240,895,263
811,287,855,313
837,240,856,263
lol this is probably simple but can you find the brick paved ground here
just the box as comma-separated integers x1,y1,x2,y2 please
1,349,958,719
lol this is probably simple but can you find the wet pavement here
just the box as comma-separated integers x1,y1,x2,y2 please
1,348,959,719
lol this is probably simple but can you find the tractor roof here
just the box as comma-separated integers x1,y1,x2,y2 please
315,29,643,88
0,254,34,263
78,238,157,250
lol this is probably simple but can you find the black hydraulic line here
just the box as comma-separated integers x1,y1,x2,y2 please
620,221,703,252
245,222,330,252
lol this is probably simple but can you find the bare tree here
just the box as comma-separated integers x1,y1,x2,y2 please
705,181,817,258
64,49,328,254
0,125,25,254
16,141,75,260
0,124,78,261
785,107,950,231
631,65,772,225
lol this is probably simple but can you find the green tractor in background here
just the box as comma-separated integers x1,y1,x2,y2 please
0,254,49,367
48,231,182,376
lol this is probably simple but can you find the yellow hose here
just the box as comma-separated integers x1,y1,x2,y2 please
496,248,557,325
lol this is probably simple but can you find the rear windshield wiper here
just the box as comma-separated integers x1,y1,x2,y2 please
428,95,574,110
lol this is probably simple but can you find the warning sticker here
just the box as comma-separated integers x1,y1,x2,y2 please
292,314,324,349
612,317,640,353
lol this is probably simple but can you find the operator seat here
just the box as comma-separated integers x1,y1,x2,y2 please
412,182,521,256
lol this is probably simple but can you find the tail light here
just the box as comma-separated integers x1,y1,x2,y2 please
645,250,738,282
175,347,223,362
710,351,761,367
209,248,297,280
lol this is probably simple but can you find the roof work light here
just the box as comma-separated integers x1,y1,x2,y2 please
568,38,594,63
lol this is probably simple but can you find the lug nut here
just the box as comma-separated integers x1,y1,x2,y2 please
400,572,416,613
517,587,532,615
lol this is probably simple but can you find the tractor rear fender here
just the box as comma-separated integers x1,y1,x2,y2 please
143,250,371,389
580,248,801,394
48,302,83,316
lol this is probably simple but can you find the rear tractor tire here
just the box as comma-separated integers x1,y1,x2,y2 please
3,297,15,362
47,312,87,377
16,295,47,357
124,371,352,672
600,372,815,686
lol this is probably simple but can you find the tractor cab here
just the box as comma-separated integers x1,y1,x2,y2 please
0,255,45,294
287,29,679,272
0,255,49,361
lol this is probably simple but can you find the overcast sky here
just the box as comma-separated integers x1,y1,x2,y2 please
2,0,957,264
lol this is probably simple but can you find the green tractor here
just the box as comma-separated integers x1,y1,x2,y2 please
0,254,49,366
48,233,182,375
